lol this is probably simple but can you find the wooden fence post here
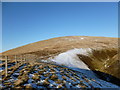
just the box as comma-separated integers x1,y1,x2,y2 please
15,55,17,65
24,55,26,63
21,55,23,64
5,56,8,77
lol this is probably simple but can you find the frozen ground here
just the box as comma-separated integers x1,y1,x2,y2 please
1,63,120,89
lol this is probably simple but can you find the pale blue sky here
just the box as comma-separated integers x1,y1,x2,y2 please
2,2,118,52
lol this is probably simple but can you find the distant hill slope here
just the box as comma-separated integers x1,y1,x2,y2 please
2,36,118,55
2,36,120,81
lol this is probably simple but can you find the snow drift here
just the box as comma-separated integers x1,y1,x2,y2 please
51,48,92,70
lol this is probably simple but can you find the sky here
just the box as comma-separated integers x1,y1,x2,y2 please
2,2,118,52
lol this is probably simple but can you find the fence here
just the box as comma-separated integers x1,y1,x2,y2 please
4,55,27,77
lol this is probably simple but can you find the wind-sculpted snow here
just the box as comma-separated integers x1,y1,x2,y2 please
51,48,91,70
50,48,100,79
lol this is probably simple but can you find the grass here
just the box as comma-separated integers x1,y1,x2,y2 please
77,47,119,79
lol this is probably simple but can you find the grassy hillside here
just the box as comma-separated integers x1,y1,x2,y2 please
2,36,118,55
2,36,119,80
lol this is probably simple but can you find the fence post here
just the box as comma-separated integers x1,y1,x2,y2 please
15,55,17,65
24,55,26,63
21,55,23,64
5,56,8,77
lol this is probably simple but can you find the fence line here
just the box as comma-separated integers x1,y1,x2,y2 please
4,55,27,77
5,56,8,77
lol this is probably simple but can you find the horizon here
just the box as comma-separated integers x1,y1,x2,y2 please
2,2,118,52
1,35,118,53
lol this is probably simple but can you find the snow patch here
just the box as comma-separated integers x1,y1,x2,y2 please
63,37,85,41
81,37,84,40
51,48,92,70
50,48,99,79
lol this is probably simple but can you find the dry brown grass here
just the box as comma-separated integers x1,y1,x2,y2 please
2,36,118,55
78,48,119,79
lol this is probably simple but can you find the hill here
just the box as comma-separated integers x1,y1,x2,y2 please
2,36,118,56
2,36,120,84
